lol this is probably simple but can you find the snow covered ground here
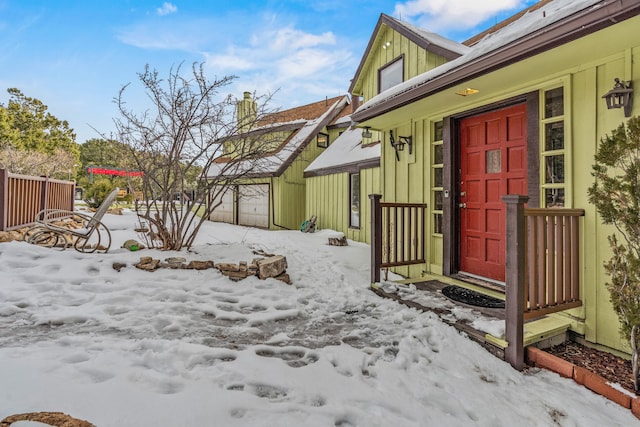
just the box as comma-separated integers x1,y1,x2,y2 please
0,210,636,426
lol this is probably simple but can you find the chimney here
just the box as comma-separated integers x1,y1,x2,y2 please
351,94,361,114
237,91,257,132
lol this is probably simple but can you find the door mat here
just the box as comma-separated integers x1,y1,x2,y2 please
441,285,505,309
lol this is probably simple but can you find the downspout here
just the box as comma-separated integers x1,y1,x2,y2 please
270,176,291,230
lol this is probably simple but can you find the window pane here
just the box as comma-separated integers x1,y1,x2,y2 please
434,168,443,187
545,87,563,118
379,58,403,93
545,188,565,207
350,173,360,228
434,190,443,210
433,121,443,142
545,121,564,151
434,144,443,164
433,213,443,234
545,155,564,184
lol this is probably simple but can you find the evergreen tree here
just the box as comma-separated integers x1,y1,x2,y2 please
588,116,640,393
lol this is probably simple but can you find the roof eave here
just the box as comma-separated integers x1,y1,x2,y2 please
353,0,640,123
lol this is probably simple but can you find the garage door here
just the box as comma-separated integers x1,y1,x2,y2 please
209,186,234,224
238,184,269,228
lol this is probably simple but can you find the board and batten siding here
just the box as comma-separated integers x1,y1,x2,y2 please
370,14,640,355
357,26,448,102
305,166,380,244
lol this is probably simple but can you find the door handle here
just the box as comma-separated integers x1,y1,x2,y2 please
459,203,467,208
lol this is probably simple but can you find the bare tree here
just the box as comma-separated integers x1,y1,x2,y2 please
114,63,285,250
0,145,77,179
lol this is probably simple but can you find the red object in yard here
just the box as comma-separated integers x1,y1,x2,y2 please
87,166,143,177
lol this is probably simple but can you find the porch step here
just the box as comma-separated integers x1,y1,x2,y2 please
485,316,572,350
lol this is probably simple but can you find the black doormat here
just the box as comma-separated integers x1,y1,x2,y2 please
441,285,505,309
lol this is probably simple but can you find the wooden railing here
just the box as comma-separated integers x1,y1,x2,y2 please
369,194,427,283
0,169,75,231
524,208,585,319
503,195,585,369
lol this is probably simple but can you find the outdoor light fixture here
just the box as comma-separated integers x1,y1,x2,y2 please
362,126,372,138
455,87,480,96
389,130,413,161
602,78,633,117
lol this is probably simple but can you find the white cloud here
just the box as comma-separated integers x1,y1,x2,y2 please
393,0,528,32
270,27,336,51
202,22,353,109
157,2,177,16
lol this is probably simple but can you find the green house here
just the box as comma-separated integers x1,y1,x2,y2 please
205,92,350,230
304,13,468,244
352,0,640,357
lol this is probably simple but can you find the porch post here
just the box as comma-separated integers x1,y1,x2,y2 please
503,194,528,370
369,194,382,284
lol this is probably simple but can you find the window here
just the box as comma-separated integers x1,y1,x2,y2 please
379,56,404,93
317,132,329,148
350,172,360,228
431,121,444,235
541,87,565,207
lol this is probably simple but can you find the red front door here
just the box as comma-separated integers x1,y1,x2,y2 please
459,104,527,282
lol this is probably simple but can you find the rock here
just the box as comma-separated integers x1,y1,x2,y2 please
328,236,348,246
135,258,160,271
186,260,215,270
165,257,187,268
215,263,240,272
274,272,291,285
112,262,127,272
0,231,15,242
256,255,287,279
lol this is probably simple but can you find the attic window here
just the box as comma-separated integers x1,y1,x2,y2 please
379,56,404,93
317,132,329,148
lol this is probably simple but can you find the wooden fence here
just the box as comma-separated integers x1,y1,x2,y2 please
369,194,427,283
0,169,75,231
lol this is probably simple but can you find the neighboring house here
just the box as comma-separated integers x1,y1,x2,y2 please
205,92,350,230
351,0,640,356
304,12,468,243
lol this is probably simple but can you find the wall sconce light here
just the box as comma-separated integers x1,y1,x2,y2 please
602,78,633,117
362,126,372,138
389,130,413,161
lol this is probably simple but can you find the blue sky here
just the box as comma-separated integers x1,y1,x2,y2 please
0,0,537,143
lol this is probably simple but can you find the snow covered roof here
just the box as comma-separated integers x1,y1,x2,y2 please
348,13,469,94
353,0,638,122
304,125,380,176
206,95,350,179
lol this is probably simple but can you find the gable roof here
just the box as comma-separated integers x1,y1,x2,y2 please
304,121,380,177
348,13,469,94
353,0,640,123
206,95,350,179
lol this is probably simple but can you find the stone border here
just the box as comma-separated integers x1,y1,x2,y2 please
527,347,640,419
114,255,291,284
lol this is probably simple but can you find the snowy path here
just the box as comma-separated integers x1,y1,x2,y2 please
0,211,636,426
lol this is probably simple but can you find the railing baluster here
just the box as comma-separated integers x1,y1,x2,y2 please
571,216,580,301
555,215,563,306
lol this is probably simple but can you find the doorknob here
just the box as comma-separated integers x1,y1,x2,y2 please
460,192,466,196
459,203,467,208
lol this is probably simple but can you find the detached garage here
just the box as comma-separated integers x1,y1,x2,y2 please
209,184,270,229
